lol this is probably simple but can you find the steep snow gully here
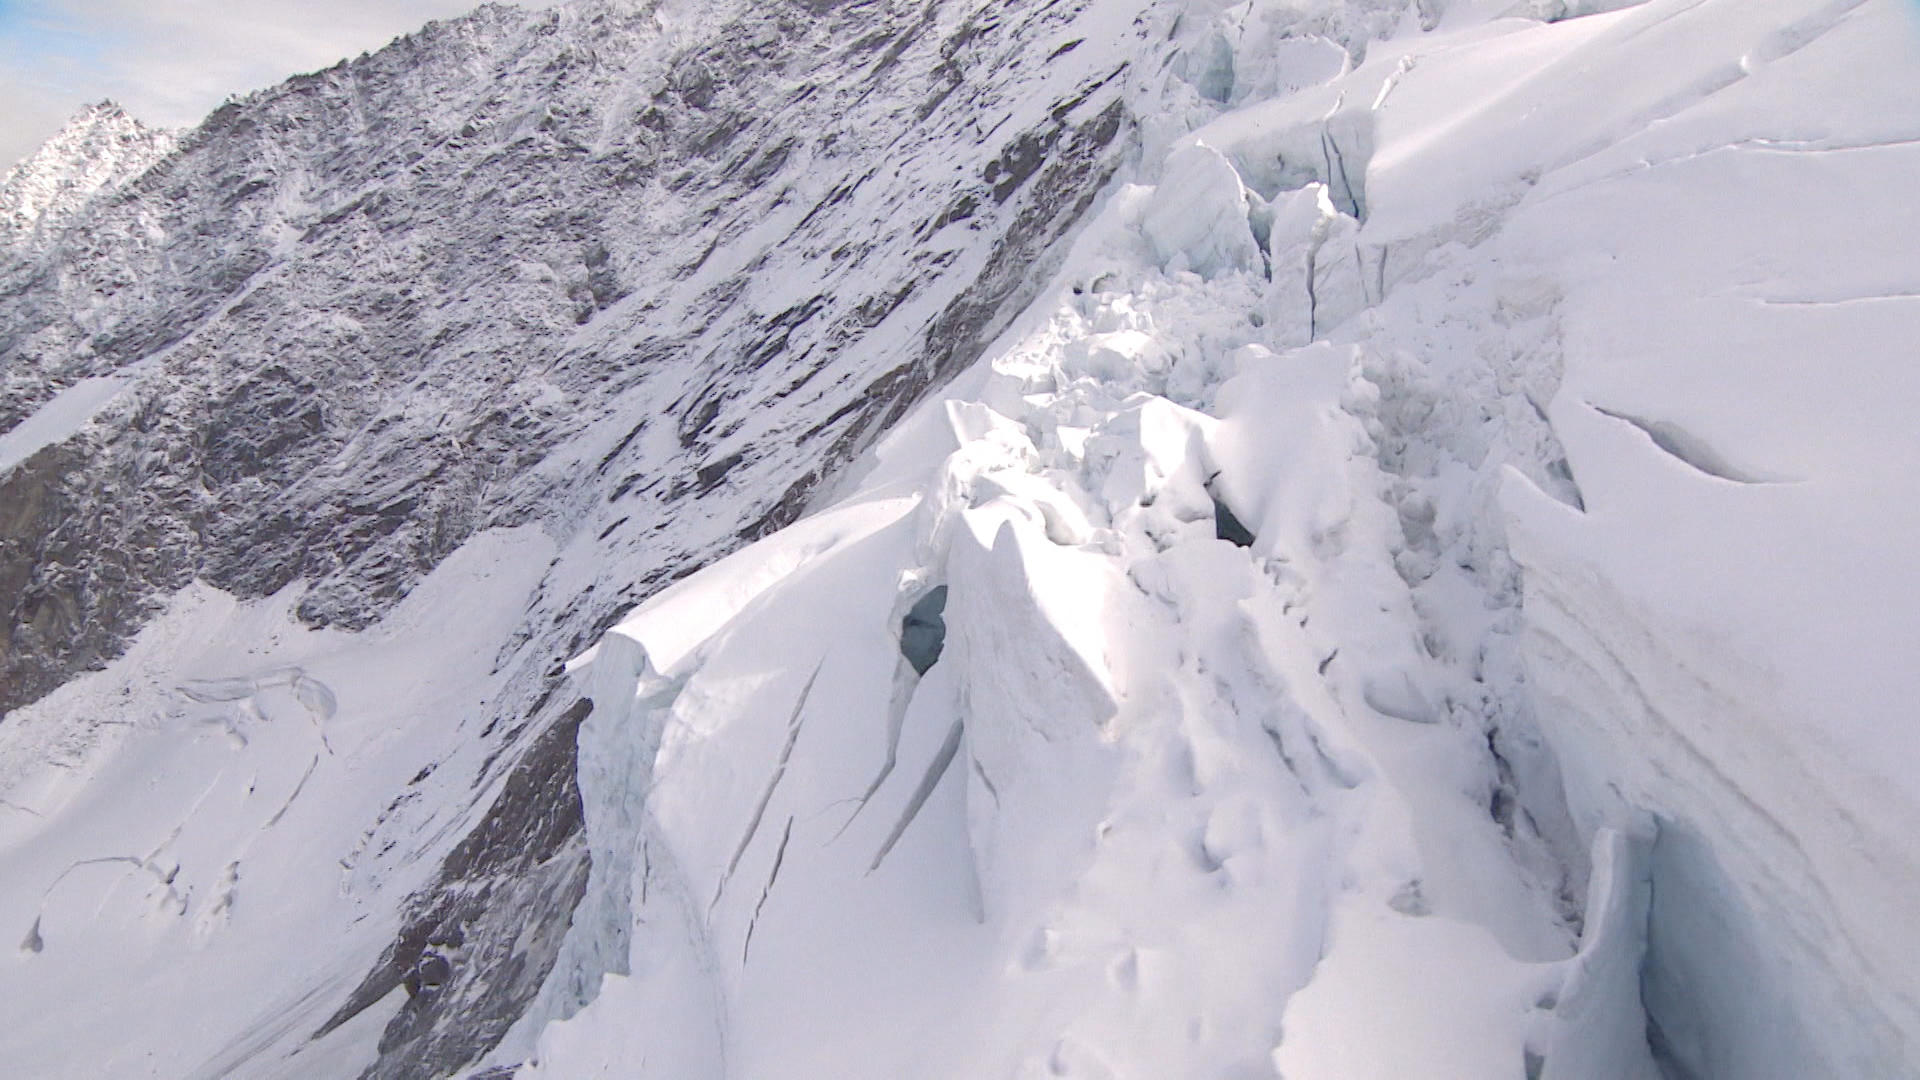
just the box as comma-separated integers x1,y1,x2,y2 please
3,0,1919,1078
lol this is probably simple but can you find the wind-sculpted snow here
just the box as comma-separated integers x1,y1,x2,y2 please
6,0,1920,1076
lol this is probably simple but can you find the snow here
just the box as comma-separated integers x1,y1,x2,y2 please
1140,142,1263,277
0,375,131,475
0,102,174,246
1484,1,1920,1071
5,0,1919,1075
519,9,1579,1072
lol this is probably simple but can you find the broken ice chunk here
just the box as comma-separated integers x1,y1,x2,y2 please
1362,671,1436,724
1140,142,1261,279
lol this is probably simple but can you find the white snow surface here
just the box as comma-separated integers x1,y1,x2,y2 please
4,0,1918,1077
0,527,557,1077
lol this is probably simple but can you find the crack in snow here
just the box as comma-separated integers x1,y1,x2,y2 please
712,657,825,912
832,657,924,841
741,816,795,966
867,717,965,874
1590,404,1795,485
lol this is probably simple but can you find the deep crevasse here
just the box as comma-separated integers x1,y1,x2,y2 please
518,0,1920,1076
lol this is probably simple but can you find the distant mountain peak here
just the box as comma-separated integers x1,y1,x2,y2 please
1,100,176,243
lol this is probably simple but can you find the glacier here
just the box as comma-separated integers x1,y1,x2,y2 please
2,0,1918,1077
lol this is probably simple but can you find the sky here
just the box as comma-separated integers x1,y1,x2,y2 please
0,0,558,171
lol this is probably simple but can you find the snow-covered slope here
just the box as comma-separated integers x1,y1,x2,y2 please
4,0,1918,1077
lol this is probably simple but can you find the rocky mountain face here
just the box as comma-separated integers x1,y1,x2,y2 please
0,0,1140,723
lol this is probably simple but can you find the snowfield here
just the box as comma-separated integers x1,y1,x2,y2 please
3,0,1918,1077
